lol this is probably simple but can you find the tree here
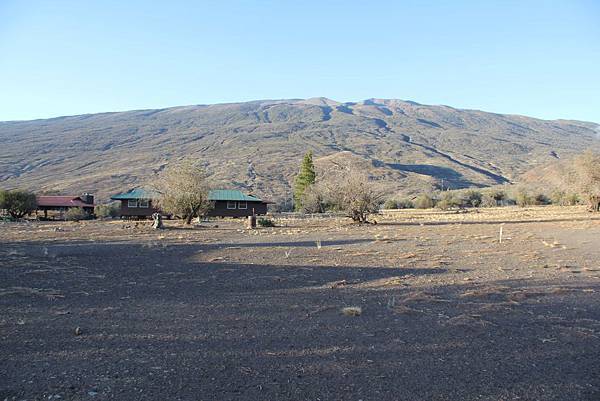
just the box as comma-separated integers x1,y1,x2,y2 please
300,182,327,213
2,190,37,218
293,151,316,211
571,150,600,212
156,162,212,224
329,172,384,223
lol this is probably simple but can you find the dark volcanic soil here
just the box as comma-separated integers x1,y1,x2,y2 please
1,207,600,400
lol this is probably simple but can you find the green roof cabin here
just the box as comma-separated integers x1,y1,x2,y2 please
110,188,270,219
110,188,162,219
207,189,270,217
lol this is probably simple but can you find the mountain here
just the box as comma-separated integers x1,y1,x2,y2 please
0,98,598,204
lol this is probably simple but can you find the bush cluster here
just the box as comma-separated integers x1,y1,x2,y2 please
64,207,90,221
257,217,276,227
94,203,120,218
384,199,414,209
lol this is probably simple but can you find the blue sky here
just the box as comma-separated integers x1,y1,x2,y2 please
1,0,599,122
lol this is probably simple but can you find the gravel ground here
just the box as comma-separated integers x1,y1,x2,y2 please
1,206,599,400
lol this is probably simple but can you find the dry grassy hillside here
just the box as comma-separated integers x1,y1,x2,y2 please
0,98,598,202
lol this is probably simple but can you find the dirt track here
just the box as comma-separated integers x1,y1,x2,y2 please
1,206,599,400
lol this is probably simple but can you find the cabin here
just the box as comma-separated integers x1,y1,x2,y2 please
36,193,95,219
109,188,270,219
207,189,270,217
110,188,161,219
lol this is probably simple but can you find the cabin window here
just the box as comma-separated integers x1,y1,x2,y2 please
238,201,247,209
227,201,236,209
128,199,137,208
139,199,149,208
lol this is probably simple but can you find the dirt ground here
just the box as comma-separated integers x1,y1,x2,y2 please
1,206,600,401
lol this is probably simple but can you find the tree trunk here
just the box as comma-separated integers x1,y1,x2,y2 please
152,213,164,229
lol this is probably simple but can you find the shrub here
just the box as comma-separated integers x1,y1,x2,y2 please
94,203,119,218
414,194,435,209
156,161,212,224
396,199,414,209
550,190,566,205
384,199,399,209
515,190,533,207
532,193,550,205
2,190,37,218
270,201,294,213
564,193,579,206
550,190,579,206
301,182,327,213
328,172,384,223
480,194,498,208
486,189,507,206
257,217,275,227
571,150,600,211
436,192,462,210
65,207,89,221
462,190,483,208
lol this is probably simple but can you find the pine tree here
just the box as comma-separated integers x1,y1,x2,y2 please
293,151,316,211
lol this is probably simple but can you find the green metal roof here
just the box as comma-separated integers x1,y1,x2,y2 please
110,188,159,200
208,189,262,202
111,188,263,202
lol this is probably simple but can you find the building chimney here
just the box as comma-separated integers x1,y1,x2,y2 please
81,193,94,205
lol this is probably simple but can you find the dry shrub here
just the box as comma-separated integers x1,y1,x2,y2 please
327,172,385,223
341,306,362,316
155,161,212,224
300,182,328,213
94,203,119,218
445,314,493,327
570,151,600,211
414,194,435,209
64,207,89,221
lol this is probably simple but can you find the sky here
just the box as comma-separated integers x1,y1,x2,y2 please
0,0,599,122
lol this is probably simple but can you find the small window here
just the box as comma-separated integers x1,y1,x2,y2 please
138,199,149,208
128,199,138,208
227,201,237,209
238,201,247,209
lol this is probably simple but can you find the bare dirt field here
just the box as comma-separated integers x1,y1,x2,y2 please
1,206,600,401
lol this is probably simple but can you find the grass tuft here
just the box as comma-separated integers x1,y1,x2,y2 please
341,306,362,316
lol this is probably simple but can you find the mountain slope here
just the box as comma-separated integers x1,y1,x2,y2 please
0,98,598,203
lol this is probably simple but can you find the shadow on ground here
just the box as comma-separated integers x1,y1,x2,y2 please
1,240,599,400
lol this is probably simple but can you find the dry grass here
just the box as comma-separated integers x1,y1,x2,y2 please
341,306,362,316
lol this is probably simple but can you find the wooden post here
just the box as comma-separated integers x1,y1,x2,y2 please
152,213,164,230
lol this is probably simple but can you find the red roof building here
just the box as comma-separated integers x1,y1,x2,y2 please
36,194,95,218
